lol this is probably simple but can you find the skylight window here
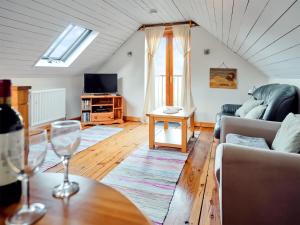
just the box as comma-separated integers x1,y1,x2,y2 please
35,24,98,67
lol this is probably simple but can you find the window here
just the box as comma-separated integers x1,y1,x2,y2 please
153,29,183,108
35,24,98,67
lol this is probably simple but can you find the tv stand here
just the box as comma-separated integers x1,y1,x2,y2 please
93,93,111,96
83,93,119,96
81,94,124,125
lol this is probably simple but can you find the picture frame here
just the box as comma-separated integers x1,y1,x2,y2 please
209,68,237,89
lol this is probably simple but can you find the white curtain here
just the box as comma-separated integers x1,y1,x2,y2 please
143,26,165,118
173,24,194,111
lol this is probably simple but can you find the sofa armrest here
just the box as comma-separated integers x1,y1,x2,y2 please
221,104,241,114
217,143,300,225
220,116,281,145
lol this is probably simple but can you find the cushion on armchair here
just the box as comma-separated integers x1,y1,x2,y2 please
235,97,264,117
272,113,300,153
226,133,270,149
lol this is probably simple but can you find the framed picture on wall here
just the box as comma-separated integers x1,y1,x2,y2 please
209,68,237,89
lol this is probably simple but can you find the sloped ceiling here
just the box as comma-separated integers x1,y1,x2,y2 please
0,0,299,78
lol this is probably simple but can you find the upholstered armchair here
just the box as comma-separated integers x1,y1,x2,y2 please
215,116,300,225
214,83,298,139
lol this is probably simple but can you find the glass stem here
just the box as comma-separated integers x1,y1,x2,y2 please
62,157,70,185
22,173,30,209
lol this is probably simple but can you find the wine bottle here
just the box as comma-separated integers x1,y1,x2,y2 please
0,80,23,206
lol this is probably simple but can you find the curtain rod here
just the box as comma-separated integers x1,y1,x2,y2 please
138,20,199,31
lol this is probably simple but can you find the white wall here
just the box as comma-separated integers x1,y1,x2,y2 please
98,32,145,117
191,27,268,121
9,76,83,119
269,78,300,113
97,27,268,122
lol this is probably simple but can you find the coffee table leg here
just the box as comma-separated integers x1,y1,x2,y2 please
190,112,195,138
164,121,168,130
149,116,155,149
181,119,187,153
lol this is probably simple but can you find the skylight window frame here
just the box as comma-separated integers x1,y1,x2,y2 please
60,29,92,62
41,25,92,62
35,24,98,67
41,25,74,61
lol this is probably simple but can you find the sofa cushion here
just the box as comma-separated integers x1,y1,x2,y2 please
245,104,267,119
235,97,264,118
226,133,270,149
272,113,300,153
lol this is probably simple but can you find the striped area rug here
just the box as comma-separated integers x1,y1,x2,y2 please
41,126,123,172
101,132,199,224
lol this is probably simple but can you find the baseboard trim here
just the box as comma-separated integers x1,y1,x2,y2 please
195,121,215,128
123,116,141,122
32,116,81,129
70,116,81,121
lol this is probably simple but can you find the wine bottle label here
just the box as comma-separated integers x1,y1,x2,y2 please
0,129,24,186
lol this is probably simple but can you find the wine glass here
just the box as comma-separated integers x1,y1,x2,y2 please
50,120,81,198
5,129,48,225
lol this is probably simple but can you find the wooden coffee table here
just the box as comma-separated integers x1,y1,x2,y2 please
0,173,152,225
147,107,196,153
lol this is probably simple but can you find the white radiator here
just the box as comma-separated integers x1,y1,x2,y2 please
30,88,66,127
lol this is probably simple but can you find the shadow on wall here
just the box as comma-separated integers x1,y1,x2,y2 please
296,87,300,113
118,77,123,95
117,77,130,116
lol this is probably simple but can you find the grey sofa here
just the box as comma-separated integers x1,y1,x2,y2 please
214,83,298,138
215,116,300,225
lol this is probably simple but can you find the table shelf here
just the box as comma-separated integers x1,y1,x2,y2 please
155,128,193,148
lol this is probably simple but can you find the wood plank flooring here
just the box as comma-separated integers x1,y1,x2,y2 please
47,122,221,225
199,139,221,225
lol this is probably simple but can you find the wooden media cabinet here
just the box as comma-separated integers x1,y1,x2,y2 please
81,94,124,125
12,86,31,129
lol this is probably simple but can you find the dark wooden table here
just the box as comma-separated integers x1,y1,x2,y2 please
0,173,152,225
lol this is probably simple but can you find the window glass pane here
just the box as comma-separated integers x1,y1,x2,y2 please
147,35,185,107
43,25,73,58
49,25,86,59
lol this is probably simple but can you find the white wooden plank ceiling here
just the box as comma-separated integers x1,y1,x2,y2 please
0,0,299,78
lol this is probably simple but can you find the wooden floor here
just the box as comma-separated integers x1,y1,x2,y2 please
48,122,221,225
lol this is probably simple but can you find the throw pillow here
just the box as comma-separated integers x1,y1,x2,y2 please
235,97,264,117
272,113,300,153
244,105,267,119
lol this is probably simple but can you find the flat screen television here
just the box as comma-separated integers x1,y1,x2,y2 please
84,73,118,94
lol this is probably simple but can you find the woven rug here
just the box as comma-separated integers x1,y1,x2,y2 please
40,126,123,172
101,132,199,225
